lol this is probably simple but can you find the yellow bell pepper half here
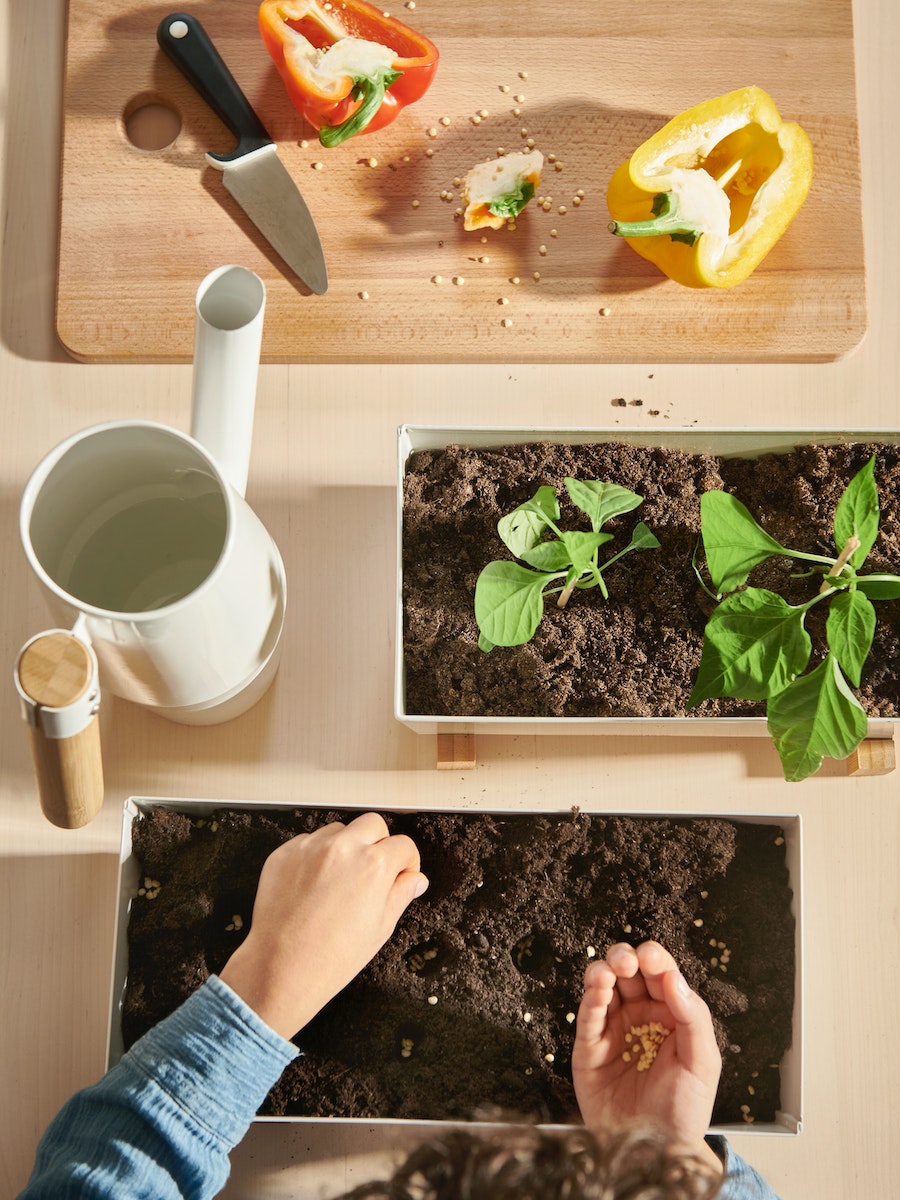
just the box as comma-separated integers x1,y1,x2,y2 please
607,86,814,288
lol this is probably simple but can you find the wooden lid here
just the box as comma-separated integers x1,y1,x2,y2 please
17,632,95,708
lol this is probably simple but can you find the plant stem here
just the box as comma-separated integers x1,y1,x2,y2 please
818,534,860,594
557,577,578,608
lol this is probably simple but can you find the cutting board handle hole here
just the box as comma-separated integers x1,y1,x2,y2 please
123,96,182,152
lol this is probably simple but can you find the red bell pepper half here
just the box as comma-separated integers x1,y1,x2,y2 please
259,0,439,147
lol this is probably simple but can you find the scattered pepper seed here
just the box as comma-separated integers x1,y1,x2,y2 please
514,94,525,103
519,71,528,80
693,918,704,927
411,199,420,207
427,127,437,138
452,275,464,285
501,318,513,327
440,116,451,126
499,84,510,93
498,296,509,305
523,1011,532,1023
544,1053,555,1064
566,1012,576,1023
600,306,612,316
479,108,489,118
586,945,596,957
358,291,369,300
510,275,521,284
311,161,324,170
432,275,443,284
427,995,438,1005
538,245,547,255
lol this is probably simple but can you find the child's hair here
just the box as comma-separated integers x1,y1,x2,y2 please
335,1123,721,1200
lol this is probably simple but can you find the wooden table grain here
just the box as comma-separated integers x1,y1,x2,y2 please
1,0,898,1196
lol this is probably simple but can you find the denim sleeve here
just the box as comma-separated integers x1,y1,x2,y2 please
706,1135,785,1200
18,975,298,1200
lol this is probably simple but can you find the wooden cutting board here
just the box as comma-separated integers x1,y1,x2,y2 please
58,0,865,363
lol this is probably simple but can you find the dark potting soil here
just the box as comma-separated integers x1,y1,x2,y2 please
402,440,900,717
123,806,795,1127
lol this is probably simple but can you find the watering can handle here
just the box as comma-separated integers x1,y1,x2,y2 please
14,630,104,829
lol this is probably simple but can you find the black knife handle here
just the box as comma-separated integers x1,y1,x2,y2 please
157,13,272,164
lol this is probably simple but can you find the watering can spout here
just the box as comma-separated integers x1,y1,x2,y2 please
191,266,266,499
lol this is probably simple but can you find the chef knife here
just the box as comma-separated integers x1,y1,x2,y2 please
157,12,328,294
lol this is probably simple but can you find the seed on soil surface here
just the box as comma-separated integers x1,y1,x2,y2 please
693,918,704,927
523,1012,532,1023
623,924,632,933
544,1053,555,1064
427,996,438,1005
566,1012,576,1023
586,945,596,957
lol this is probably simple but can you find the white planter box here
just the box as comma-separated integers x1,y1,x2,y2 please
109,796,803,1137
396,425,899,740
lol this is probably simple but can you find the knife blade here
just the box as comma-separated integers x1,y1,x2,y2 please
157,12,328,295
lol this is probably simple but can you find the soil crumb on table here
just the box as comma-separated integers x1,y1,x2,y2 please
402,441,900,718
124,806,795,1127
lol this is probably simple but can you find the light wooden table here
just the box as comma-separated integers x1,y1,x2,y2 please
1,1,898,1196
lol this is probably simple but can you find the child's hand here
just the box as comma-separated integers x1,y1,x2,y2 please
220,812,428,1039
572,941,723,1174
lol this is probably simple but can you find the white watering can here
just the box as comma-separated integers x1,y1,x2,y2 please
14,266,286,829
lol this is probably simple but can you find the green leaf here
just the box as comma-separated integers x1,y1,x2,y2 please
688,588,812,705
477,632,495,653
856,574,900,600
700,491,788,594
497,486,560,557
488,179,535,219
564,479,643,533
767,654,868,782
626,521,661,553
826,589,876,687
560,530,613,575
520,540,575,571
834,456,879,568
474,560,559,647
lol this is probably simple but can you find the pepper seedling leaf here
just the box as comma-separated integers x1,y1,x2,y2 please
833,455,879,569
688,587,812,704
855,574,900,600
623,521,661,554
767,654,868,782
560,530,614,576
564,479,643,533
497,485,560,558
700,491,788,594
825,589,876,688
520,539,578,571
473,560,561,648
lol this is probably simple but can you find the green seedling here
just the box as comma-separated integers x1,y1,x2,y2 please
475,479,659,652
689,456,900,781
